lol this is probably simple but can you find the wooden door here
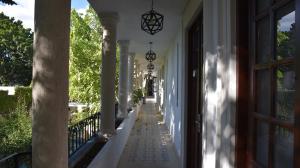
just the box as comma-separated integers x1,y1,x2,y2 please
187,13,203,168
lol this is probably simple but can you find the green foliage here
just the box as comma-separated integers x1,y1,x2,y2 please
0,12,33,86
68,110,91,125
69,8,102,113
115,46,120,98
132,89,143,105
277,23,295,59
0,98,32,156
0,87,32,115
0,91,15,114
69,7,120,112
15,87,32,108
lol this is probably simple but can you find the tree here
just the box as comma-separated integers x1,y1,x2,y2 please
69,8,103,113
70,7,120,114
0,13,33,86
0,0,16,5
277,23,296,60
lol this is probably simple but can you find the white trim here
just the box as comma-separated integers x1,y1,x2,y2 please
88,110,137,168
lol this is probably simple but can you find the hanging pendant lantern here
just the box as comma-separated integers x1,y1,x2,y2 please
145,42,157,62
141,0,164,35
147,62,155,70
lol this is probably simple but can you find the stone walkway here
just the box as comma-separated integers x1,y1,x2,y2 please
117,100,180,168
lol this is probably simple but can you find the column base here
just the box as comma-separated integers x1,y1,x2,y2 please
101,129,116,138
117,109,129,119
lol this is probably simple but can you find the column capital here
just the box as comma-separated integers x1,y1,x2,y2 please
118,40,130,48
98,12,119,28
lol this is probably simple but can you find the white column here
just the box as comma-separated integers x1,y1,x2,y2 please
127,53,135,107
133,60,139,89
138,68,143,90
98,12,118,135
134,61,140,89
156,69,161,105
32,0,71,167
117,40,130,118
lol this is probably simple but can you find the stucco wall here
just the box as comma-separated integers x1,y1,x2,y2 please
160,0,237,168
162,26,184,159
202,0,236,167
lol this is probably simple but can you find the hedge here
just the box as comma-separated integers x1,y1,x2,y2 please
0,97,32,156
0,87,32,115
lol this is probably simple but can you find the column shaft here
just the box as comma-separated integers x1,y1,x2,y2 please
118,40,129,118
32,0,71,167
127,53,135,107
99,13,118,135
133,60,139,90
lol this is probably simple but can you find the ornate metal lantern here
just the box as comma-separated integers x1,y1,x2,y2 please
141,0,164,35
145,42,156,62
147,63,155,70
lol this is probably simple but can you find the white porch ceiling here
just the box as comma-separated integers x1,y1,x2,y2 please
88,0,187,71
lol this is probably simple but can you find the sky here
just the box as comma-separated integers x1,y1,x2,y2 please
278,11,295,32
0,0,89,30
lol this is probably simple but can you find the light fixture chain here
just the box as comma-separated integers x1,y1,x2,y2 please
151,0,154,10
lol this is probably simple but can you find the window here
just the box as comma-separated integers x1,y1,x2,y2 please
250,0,296,167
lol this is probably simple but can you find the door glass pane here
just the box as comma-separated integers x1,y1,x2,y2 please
256,121,269,167
273,126,294,168
256,17,270,64
256,70,271,115
276,65,295,122
256,0,270,14
276,4,296,60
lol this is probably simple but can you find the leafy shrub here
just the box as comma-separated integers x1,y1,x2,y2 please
0,87,31,115
0,91,15,115
0,98,32,156
69,110,91,125
15,87,32,109
132,89,143,106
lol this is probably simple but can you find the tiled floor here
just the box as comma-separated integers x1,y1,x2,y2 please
117,100,180,168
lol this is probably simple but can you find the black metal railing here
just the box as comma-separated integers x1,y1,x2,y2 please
0,110,119,167
0,152,32,168
68,112,101,156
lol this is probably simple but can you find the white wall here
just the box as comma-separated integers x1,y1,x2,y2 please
162,25,184,159
160,0,237,168
201,0,236,167
0,86,15,95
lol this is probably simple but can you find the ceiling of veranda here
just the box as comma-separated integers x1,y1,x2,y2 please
88,0,187,72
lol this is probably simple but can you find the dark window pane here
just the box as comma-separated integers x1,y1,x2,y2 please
256,17,270,64
276,4,295,60
256,0,270,14
274,126,294,168
276,65,295,122
255,121,269,167
256,70,271,115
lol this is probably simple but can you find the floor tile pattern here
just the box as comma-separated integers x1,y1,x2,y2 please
117,102,179,168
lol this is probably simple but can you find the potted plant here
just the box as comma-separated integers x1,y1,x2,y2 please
132,89,143,114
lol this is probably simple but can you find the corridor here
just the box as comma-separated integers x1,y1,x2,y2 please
117,100,179,168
